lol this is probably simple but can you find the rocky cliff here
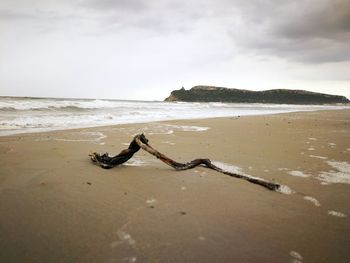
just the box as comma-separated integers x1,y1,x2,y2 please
164,86,349,104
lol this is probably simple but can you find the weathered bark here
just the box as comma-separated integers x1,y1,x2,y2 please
90,134,280,191
134,135,280,191
89,134,148,169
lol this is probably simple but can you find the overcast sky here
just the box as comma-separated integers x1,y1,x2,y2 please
1,0,350,100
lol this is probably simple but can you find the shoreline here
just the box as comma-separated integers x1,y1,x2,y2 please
1,109,349,262
1,108,349,138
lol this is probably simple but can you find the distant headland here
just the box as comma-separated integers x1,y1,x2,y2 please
164,86,349,104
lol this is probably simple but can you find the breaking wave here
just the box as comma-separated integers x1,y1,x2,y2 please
1,96,349,136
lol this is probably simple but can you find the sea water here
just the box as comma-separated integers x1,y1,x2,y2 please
0,96,349,136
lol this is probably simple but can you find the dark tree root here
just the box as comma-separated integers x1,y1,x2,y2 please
90,134,280,191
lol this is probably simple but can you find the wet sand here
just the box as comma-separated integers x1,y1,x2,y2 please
0,110,349,262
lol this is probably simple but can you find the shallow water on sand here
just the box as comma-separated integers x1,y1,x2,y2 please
1,96,349,136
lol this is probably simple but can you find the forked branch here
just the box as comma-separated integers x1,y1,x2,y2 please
90,134,280,191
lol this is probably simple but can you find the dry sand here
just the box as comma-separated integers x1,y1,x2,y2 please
0,110,349,262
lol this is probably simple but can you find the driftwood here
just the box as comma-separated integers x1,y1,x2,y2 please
90,134,280,191
90,134,147,169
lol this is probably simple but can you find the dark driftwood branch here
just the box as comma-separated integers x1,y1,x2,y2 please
89,135,147,169
90,134,280,191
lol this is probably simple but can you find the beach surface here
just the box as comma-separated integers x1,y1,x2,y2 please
0,110,349,262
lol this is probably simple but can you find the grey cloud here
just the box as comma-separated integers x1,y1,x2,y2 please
2,0,349,63
81,0,149,12
229,0,350,63
79,0,202,34
0,6,89,36
273,0,350,39
0,9,80,21
80,0,350,63
0,9,40,20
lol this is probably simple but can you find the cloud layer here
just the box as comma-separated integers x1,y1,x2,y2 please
0,0,349,99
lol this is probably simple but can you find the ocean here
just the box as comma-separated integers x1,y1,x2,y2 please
0,96,349,136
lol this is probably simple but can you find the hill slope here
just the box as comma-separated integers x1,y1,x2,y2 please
165,86,349,104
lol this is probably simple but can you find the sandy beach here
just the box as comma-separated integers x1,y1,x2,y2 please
0,109,349,262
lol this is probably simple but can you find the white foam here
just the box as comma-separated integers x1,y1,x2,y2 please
2,97,349,136
124,158,145,167
146,198,156,204
165,124,209,132
287,170,309,178
309,155,327,160
35,131,106,144
317,161,350,185
123,257,137,263
303,196,321,207
277,185,294,195
122,123,208,137
307,147,315,151
212,161,245,175
308,138,317,141
117,230,136,245
212,162,294,194
328,210,347,218
290,251,303,261
328,143,336,147
162,141,176,145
